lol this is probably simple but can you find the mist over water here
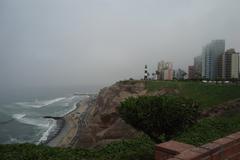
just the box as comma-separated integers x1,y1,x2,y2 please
1,0,240,146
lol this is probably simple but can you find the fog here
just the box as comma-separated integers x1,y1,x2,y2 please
1,0,240,89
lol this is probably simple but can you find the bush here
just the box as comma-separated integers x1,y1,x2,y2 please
118,96,200,143
97,134,154,160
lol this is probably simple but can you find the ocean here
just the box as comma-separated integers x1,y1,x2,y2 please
0,86,99,144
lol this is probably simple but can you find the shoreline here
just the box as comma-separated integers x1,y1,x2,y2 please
41,117,65,145
46,96,93,147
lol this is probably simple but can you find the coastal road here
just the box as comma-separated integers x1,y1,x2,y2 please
69,98,94,146
47,97,91,147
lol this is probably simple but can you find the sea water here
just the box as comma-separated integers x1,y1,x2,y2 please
0,86,97,144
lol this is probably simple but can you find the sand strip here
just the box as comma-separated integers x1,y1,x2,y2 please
47,97,89,147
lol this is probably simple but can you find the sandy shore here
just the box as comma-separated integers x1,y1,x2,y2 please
47,97,90,147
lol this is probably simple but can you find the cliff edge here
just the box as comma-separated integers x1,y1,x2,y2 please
73,80,179,148
74,81,147,148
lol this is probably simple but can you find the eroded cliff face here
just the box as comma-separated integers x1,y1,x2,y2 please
74,81,146,148
74,81,179,148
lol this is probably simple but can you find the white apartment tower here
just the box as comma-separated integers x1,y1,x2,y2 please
202,40,225,80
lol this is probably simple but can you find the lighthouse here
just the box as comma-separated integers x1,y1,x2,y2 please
144,65,148,80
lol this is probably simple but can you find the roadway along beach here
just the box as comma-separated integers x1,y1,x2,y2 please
47,96,91,147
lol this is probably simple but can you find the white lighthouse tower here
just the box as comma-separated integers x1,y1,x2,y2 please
144,65,148,80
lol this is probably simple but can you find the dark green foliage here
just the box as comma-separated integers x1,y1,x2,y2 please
0,135,154,160
97,135,154,160
0,143,95,160
119,96,200,142
118,80,144,85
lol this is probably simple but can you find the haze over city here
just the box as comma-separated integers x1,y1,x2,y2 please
2,1,240,159
1,0,240,89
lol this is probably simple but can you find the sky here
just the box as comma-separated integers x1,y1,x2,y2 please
0,0,240,89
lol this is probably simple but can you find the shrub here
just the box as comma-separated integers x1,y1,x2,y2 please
118,96,200,143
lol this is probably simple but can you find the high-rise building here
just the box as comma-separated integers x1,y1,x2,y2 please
157,61,173,80
202,40,225,80
188,66,195,80
217,55,223,79
194,55,202,78
188,56,202,80
231,51,239,79
217,49,239,80
175,68,186,80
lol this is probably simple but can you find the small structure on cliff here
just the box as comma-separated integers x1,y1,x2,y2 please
144,65,149,80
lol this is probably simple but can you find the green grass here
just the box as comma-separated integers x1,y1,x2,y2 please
175,109,240,146
146,80,178,91
146,80,240,109
145,80,240,145
0,135,154,160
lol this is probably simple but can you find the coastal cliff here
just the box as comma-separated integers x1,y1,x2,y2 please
49,81,240,148
74,81,147,148
73,80,179,148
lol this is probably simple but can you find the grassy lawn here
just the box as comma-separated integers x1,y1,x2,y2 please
175,109,240,146
146,80,240,109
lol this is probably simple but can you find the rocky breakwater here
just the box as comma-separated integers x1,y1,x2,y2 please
73,81,148,148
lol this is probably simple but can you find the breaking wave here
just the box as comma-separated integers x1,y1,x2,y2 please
62,103,77,116
12,113,26,120
16,97,65,108
12,114,49,128
37,119,57,144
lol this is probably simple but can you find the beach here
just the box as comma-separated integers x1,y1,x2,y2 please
47,96,91,147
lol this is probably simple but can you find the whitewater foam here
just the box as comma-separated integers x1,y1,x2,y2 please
16,97,65,108
12,113,26,119
12,114,58,144
68,96,77,101
61,103,77,116
12,114,49,128
37,119,57,144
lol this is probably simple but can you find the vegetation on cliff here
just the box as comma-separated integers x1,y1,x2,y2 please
2,110,240,160
175,109,240,146
0,135,154,160
119,96,200,142
1,81,240,160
